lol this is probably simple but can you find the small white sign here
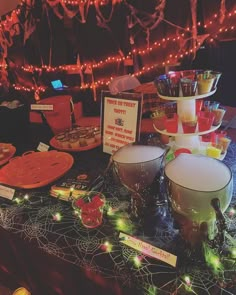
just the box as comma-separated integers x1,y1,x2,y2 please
31,104,54,111
119,232,177,267
102,93,142,155
0,185,15,200
37,142,50,152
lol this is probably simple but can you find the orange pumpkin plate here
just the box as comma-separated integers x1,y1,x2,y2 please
0,150,74,189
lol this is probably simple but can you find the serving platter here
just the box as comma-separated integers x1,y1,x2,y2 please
50,136,101,152
0,150,74,189
0,143,16,166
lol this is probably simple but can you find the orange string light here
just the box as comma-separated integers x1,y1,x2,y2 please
61,0,123,5
0,3,235,95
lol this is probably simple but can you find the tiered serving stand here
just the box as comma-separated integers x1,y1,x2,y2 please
153,87,224,158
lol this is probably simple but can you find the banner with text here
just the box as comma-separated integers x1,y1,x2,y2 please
101,91,143,154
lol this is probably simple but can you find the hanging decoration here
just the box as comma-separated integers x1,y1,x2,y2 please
190,0,197,59
61,1,83,20
124,0,167,48
0,0,236,98
220,0,226,24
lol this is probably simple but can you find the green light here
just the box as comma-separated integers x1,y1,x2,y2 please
184,275,191,285
133,255,142,267
104,241,113,252
115,216,134,233
14,197,21,204
74,210,80,216
53,212,62,221
204,243,222,273
210,256,220,267
107,207,115,216
147,285,157,295
231,248,236,258
116,218,125,229
229,208,235,216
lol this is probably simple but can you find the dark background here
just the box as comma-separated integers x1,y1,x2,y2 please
1,0,236,107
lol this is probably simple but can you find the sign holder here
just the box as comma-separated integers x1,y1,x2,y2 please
101,90,143,154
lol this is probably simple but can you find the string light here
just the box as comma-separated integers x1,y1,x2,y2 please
183,275,191,287
1,3,236,95
14,197,22,204
107,206,116,216
204,247,222,274
13,194,30,204
53,212,62,221
61,0,123,6
228,207,235,217
133,255,142,268
182,275,193,292
24,194,29,200
232,248,236,258
101,241,113,252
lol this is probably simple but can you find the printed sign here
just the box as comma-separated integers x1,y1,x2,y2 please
101,91,143,154
0,184,15,200
119,232,177,267
31,104,54,111
37,142,50,152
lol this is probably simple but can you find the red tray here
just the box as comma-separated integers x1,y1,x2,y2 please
0,143,16,166
50,136,101,152
0,150,74,189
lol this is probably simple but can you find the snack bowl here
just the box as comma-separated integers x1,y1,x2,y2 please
72,191,106,228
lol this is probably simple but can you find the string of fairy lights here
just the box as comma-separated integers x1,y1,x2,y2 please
0,2,236,94
12,190,236,290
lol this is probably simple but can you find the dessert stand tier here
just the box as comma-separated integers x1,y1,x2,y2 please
157,88,216,101
153,122,225,159
153,122,221,137
155,88,225,159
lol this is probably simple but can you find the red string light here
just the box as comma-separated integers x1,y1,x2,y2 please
1,3,235,95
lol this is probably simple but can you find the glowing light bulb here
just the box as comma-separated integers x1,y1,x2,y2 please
184,275,191,286
102,241,113,252
53,213,62,221
24,194,29,200
232,248,236,258
133,255,142,267
14,197,21,204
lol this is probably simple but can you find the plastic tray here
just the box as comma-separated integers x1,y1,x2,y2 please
0,150,74,189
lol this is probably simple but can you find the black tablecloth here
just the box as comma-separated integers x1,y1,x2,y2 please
0,138,235,295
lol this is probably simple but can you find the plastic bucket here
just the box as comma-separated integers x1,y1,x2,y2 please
39,95,74,135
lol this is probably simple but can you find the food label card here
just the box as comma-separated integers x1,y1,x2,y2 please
37,142,50,152
0,185,15,200
119,232,177,267
31,104,54,111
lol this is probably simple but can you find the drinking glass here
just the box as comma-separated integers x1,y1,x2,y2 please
197,77,215,94
212,107,226,125
197,111,215,132
181,116,197,134
195,99,203,114
165,113,178,133
180,78,197,96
